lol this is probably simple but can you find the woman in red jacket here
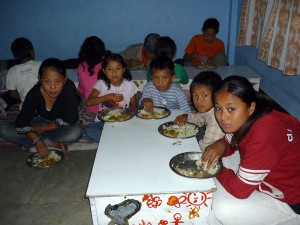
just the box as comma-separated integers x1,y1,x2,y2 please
203,76,300,225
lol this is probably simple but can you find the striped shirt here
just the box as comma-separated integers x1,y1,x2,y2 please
187,108,224,151
141,81,191,112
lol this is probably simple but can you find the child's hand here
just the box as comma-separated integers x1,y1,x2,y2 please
35,140,48,158
202,139,226,170
106,93,124,103
174,114,188,125
191,53,201,67
127,59,140,68
143,98,153,112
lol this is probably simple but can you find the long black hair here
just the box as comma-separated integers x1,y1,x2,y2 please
213,75,273,148
38,58,66,79
98,53,132,90
78,36,107,76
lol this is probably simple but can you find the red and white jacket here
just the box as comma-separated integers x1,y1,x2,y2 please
217,110,300,204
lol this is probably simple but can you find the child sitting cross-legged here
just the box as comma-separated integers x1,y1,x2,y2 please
174,71,224,151
83,53,138,142
141,56,191,113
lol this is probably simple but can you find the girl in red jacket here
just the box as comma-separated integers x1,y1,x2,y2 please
203,76,300,225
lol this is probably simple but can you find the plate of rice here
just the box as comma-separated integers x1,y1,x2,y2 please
97,108,134,122
26,148,64,168
169,152,223,179
197,64,217,70
136,106,171,120
158,122,199,138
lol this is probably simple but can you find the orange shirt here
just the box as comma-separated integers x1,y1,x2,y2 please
141,47,150,65
185,34,225,58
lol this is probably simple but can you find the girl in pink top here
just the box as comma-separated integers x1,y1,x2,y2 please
84,54,137,142
77,36,107,113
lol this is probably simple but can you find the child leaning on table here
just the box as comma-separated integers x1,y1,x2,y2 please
174,71,224,151
141,56,191,113
83,53,138,142
202,76,300,224
183,18,227,67
119,33,160,68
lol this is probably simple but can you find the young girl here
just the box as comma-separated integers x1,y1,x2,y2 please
174,71,224,151
202,76,300,225
83,53,137,141
77,36,108,115
0,58,82,158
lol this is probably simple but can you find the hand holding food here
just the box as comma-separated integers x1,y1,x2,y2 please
106,93,124,103
202,139,226,170
174,114,188,125
35,140,48,158
143,98,153,113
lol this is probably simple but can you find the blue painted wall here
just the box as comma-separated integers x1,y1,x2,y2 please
1,0,298,119
0,0,234,61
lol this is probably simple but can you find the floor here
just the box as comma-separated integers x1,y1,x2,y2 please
0,145,96,225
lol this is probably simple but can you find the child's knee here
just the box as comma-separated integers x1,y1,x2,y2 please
62,125,83,142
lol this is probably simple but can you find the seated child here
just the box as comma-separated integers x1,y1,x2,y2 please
183,18,227,67
141,56,191,113
77,36,108,115
203,76,300,224
119,33,161,68
174,71,224,151
84,53,138,142
0,37,41,113
0,58,82,158
146,36,189,85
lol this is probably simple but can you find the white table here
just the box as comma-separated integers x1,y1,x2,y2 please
130,65,262,92
66,65,261,93
86,111,216,224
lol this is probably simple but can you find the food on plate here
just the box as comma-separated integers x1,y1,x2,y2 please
101,109,132,122
169,152,222,178
162,123,199,138
175,166,204,178
195,157,221,175
32,150,62,167
137,107,168,119
130,64,148,71
197,64,216,70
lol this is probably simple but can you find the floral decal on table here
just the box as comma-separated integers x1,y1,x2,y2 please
125,191,213,224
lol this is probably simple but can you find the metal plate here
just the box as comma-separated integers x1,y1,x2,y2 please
197,64,217,70
130,65,148,71
158,122,200,139
169,152,223,179
97,108,134,122
136,106,171,120
26,148,64,168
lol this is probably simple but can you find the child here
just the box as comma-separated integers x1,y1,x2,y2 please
202,76,300,224
0,37,41,112
141,56,191,113
184,18,227,67
84,53,137,142
146,36,189,85
77,36,108,114
174,71,224,151
0,58,82,158
119,33,161,68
